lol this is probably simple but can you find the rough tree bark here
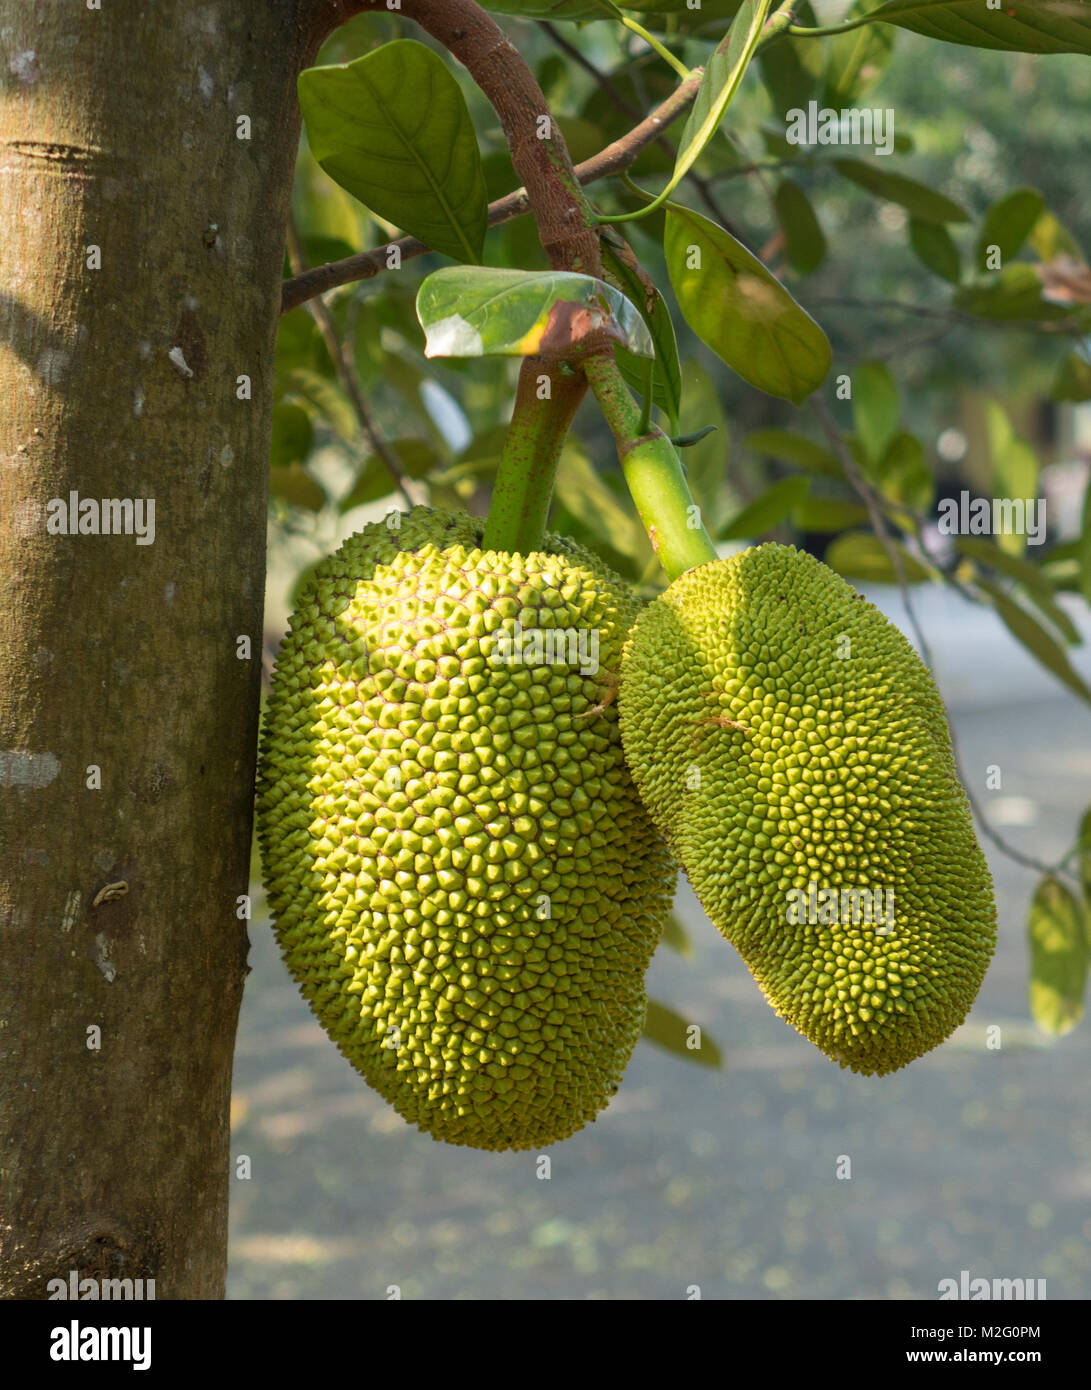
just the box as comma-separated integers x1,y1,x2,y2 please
0,0,342,1298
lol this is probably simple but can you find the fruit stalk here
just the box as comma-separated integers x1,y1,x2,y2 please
483,358,585,553
583,354,717,581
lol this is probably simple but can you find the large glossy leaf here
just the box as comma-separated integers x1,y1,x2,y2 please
852,360,900,468
642,1000,723,1068
834,158,970,225
416,267,653,359
601,238,683,433
979,581,1091,705
298,41,488,264
775,180,827,275
665,205,832,405
870,0,1091,55
719,476,810,540
976,187,1045,270
1028,876,1088,1037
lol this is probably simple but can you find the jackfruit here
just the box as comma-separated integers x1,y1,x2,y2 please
618,543,996,1075
257,507,674,1150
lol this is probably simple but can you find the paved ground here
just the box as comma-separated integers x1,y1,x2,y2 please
227,586,1091,1300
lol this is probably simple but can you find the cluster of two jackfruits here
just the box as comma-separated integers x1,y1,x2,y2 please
257,507,997,1152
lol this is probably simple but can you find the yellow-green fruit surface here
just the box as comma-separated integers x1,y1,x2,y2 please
257,508,675,1150
618,544,996,1075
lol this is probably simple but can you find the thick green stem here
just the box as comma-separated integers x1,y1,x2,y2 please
583,355,717,581
483,359,585,553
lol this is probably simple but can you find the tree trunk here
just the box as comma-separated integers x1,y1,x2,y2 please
0,0,337,1298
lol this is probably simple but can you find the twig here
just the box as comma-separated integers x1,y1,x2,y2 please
542,23,748,242
281,69,704,313
810,395,1071,884
285,217,421,509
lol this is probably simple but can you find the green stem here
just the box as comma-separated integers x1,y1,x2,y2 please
482,358,585,553
787,17,876,39
620,17,691,80
583,355,717,581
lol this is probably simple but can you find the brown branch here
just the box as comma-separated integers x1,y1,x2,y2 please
285,217,422,509
282,68,703,313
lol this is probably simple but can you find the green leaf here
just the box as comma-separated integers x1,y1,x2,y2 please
909,218,962,284
792,495,869,531
822,0,896,106
661,912,693,957
298,40,488,264
416,266,653,359
955,264,1073,322
745,427,842,477
1081,476,1091,607
340,439,440,512
642,1000,723,1068
955,537,1079,644
825,531,931,583
758,5,823,112
870,0,1091,55
279,367,357,440
678,359,731,537
852,360,900,468
1028,208,1085,263
268,463,326,511
877,431,934,509
1078,808,1091,907
660,0,772,212
718,476,810,541
554,442,649,569
600,238,684,434
976,187,1045,270
1052,350,1091,403
269,402,314,471
834,158,970,225
665,205,832,405
978,581,1091,705
1028,876,1088,1037
774,180,827,275
984,400,1039,555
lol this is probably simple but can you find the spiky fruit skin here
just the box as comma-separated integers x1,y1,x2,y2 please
257,508,674,1150
618,544,996,1076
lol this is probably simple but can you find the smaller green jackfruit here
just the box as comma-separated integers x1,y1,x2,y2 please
618,544,997,1075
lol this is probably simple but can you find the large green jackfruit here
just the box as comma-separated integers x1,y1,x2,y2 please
618,544,996,1075
257,507,674,1150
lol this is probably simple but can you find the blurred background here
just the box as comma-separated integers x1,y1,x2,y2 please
230,4,1091,1298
